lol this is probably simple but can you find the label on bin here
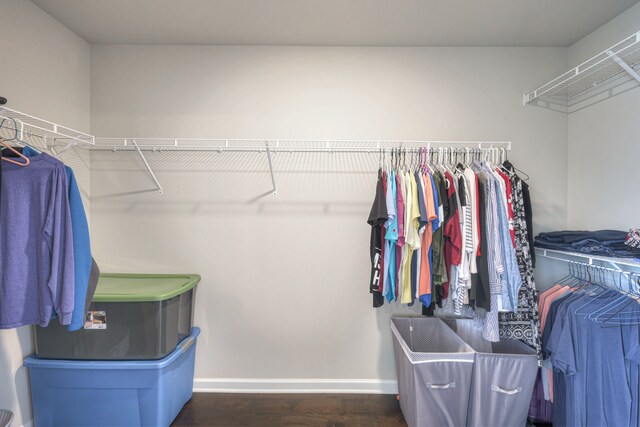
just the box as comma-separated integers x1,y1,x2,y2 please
84,311,107,330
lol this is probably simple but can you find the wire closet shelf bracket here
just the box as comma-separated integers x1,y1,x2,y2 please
524,31,640,113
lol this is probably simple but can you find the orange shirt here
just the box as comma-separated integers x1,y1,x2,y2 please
419,173,438,300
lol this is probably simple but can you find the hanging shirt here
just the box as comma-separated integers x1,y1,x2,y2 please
404,171,420,249
463,167,479,274
498,165,541,361
379,173,387,301
474,176,491,312
431,171,448,305
411,171,429,305
402,172,421,304
384,171,397,234
430,172,440,233
22,147,93,331
442,170,462,299
503,160,535,267
549,294,640,427
393,172,405,302
383,171,398,301
456,172,472,308
490,167,522,313
400,171,413,303
419,172,437,307
395,173,405,248
0,153,75,328
474,165,503,342
496,168,516,247
367,170,387,308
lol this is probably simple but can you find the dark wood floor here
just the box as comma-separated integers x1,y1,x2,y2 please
171,393,408,427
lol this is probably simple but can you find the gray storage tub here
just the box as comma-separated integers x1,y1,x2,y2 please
443,318,538,427
391,317,475,427
35,274,199,360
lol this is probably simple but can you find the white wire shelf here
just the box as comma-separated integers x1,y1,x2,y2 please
91,138,512,153
90,138,511,196
0,106,95,151
524,31,640,113
0,106,512,198
535,247,640,271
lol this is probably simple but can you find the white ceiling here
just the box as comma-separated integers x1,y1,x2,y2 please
31,0,639,47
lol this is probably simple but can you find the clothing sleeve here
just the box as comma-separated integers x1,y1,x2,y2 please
425,175,437,222
542,299,565,357
623,323,640,365
384,173,396,228
429,174,440,230
550,314,577,376
521,180,535,267
445,174,462,265
66,167,93,331
367,174,388,225
43,166,75,325
474,174,481,256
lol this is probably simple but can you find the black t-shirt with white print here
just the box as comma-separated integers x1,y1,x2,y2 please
368,169,388,308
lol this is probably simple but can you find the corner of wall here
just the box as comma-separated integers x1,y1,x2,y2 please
565,2,640,229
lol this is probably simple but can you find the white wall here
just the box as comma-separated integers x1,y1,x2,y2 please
90,45,567,391
567,3,640,229
0,0,91,425
568,2,640,68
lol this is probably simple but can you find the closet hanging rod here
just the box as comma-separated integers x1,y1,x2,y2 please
535,248,640,271
88,138,511,152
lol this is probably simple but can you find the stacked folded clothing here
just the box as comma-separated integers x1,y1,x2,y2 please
627,228,640,249
535,230,640,259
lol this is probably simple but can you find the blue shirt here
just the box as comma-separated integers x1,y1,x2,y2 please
384,171,398,240
550,293,640,427
383,171,398,302
23,147,92,331
418,173,439,308
0,153,75,328
484,166,521,312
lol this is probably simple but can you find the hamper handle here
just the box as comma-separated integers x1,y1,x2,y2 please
491,385,521,395
178,336,196,353
426,382,455,390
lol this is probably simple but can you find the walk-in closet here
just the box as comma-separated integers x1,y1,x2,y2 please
1,1,640,426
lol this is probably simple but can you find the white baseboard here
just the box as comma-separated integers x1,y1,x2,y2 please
193,378,398,394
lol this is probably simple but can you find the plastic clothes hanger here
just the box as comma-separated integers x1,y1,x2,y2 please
586,268,630,321
595,272,640,325
0,137,30,167
441,147,454,176
423,148,434,174
555,263,597,307
0,116,36,164
502,159,530,182
574,267,619,315
390,148,396,173
455,148,466,172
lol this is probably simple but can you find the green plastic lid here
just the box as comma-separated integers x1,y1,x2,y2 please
93,274,201,302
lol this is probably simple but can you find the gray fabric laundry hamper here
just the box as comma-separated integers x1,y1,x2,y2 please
443,318,538,427
391,317,475,427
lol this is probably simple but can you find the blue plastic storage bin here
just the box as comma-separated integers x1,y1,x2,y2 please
25,327,200,427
